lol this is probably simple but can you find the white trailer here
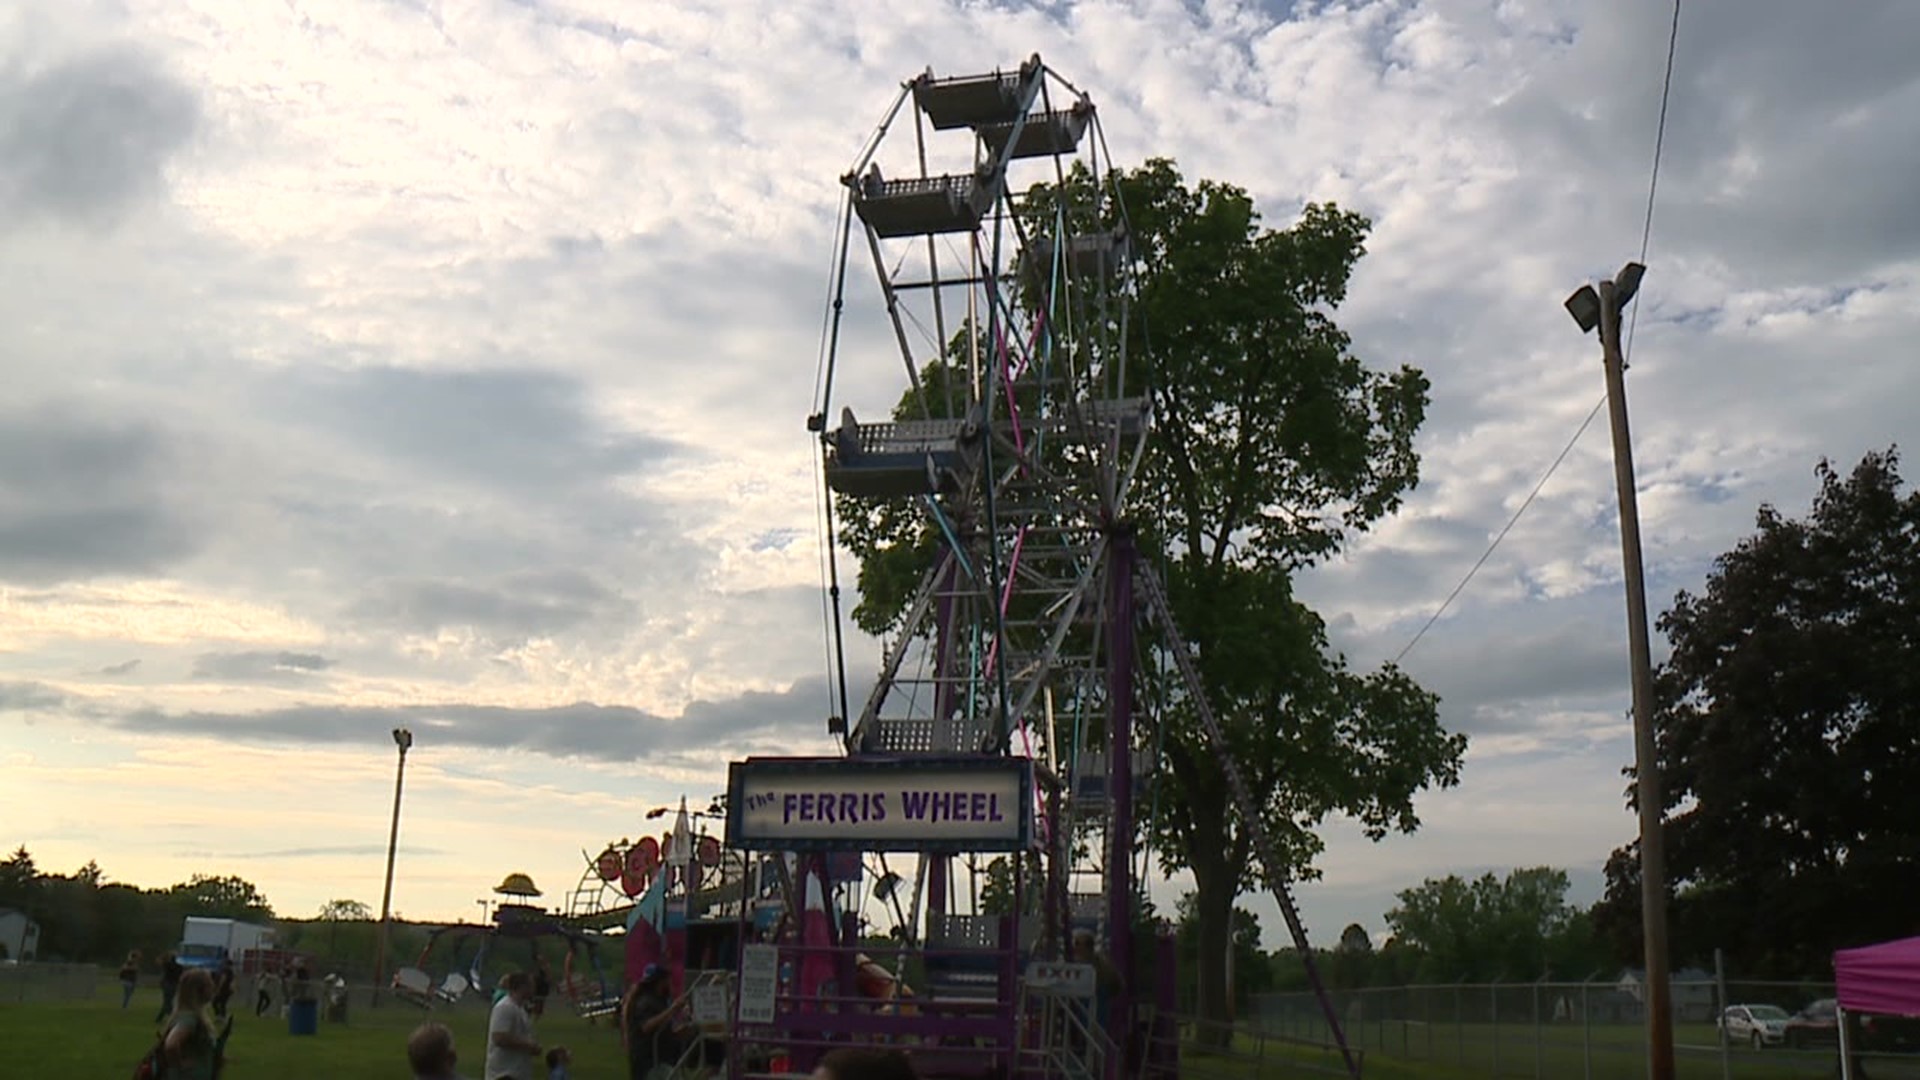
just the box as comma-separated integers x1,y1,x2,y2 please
179,916,275,970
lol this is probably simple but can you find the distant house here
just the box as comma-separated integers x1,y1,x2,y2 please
0,908,40,962
1617,967,1717,1022
1577,985,1647,1024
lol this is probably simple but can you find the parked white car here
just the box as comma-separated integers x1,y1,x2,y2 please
1721,1004,1790,1048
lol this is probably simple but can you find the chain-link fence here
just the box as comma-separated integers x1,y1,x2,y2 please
0,961,98,1002
1250,979,1920,1078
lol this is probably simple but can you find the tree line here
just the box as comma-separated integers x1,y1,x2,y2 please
0,847,274,965
0,849,441,977
1257,867,1613,996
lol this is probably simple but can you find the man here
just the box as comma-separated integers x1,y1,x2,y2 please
408,1021,468,1080
622,964,684,1080
212,958,236,1018
154,952,184,1024
485,971,544,1080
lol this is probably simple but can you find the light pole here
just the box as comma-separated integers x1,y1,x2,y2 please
1566,262,1673,1080
373,727,413,1004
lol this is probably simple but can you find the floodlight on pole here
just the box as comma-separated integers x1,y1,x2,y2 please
373,727,413,1005
1566,264,1674,1080
1614,261,1646,306
1565,284,1601,335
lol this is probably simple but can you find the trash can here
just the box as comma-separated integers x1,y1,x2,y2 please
288,998,319,1036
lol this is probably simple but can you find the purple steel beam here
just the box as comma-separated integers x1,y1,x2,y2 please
1105,525,1136,1079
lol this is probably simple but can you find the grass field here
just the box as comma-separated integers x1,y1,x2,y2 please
16,979,1920,1079
5,981,632,1078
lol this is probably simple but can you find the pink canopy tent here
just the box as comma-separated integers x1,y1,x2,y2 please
1836,936,1920,1017
1834,936,1920,1080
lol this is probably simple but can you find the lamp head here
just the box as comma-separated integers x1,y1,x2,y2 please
392,728,413,751
1565,284,1601,334
1615,261,1646,307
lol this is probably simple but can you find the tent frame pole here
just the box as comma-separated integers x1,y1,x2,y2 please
1838,1005,1854,1080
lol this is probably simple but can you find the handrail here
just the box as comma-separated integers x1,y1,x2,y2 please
1018,983,1111,1080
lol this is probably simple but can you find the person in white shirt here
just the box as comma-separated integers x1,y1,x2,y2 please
485,972,543,1080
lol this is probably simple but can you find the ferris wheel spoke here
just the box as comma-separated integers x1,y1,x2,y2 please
848,548,958,751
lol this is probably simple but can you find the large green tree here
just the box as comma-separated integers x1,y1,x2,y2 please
1094,160,1462,1030
838,160,1464,1030
1595,449,1920,976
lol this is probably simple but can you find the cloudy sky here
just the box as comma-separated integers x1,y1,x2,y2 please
3,0,1915,954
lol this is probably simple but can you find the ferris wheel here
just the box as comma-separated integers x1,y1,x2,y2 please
811,54,1145,936
816,55,1140,772
810,54,1362,1078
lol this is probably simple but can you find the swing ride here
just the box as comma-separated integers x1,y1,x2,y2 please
709,53,1359,1080
392,873,622,1018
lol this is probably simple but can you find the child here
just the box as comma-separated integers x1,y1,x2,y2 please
545,1045,572,1080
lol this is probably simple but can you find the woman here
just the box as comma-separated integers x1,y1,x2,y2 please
164,968,219,1080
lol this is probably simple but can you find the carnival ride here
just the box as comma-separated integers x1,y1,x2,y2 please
715,54,1358,1080
564,799,765,1009
393,873,622,1019
565,805,733,932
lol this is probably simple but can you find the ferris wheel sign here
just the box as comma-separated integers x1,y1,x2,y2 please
725,756,1034,852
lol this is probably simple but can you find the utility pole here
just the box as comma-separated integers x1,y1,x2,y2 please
1567,263,1673,1080
373,727,413,1004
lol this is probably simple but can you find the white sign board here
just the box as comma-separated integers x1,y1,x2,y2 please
727,757,1033,851
738,943,777,1025
691,984,728,1026
1026,961,1096,998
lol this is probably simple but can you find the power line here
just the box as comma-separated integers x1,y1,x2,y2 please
1393,0,1682,665
1639,0,1682,265
1625,0,1682,365
1392,394,1606,666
